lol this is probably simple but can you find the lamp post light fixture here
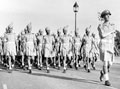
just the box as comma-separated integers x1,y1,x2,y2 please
73,2,79,32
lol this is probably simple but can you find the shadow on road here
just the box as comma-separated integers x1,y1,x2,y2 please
30,72,102,85
0,63,102,85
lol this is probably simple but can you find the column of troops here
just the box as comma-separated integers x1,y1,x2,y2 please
0,23,99,74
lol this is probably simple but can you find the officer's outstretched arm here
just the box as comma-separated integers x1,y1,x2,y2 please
98,24,115,38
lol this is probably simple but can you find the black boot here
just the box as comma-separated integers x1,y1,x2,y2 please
87,69,90,73
83,65,87,70
105,80,111,86
58,66,60,70
47,69,50,73
63,69,66,73
29,69,32,74
75,65,78,70
91,63,96,70
8,68,12,73
22,65,26,70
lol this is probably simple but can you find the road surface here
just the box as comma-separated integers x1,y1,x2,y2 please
0,57,120,89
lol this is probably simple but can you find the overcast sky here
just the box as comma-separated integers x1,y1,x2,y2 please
0,0,120,37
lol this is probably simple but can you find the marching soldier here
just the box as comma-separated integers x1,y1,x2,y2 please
4,24,17,73
91,33,99,70
56,29,62,70
20,29,27,69
67,33,73,67
73,29,82,70
80,34,87,69
84,26,92,73
61,26,72,73
24,23,36,73
51,33,56,68
2,28,8,67
43,27,55,73
98,10,116,86
16,34,22,66
36,29,44,69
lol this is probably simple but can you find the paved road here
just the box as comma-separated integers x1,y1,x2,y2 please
0,58,120,89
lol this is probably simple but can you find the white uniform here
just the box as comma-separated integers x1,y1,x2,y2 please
25,33,36,56
81,36,86,58
44,35,54,57
73,36,81,55
4,33,17,56
98,23,115,65
91,37,99,57
61,35,71,57
37,35,44,56
56,36,61,55
84,35,92,58
68,35,73,58
20,34,26,55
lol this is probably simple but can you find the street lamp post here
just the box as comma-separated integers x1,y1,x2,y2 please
73,2,79,32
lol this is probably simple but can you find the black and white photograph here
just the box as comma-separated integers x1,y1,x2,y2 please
0,0,120,89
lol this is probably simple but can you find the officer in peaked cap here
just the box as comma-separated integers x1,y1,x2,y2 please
98,10,116,86
100,10,111,18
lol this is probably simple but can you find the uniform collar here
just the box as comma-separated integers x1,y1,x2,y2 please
103,22,111,26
